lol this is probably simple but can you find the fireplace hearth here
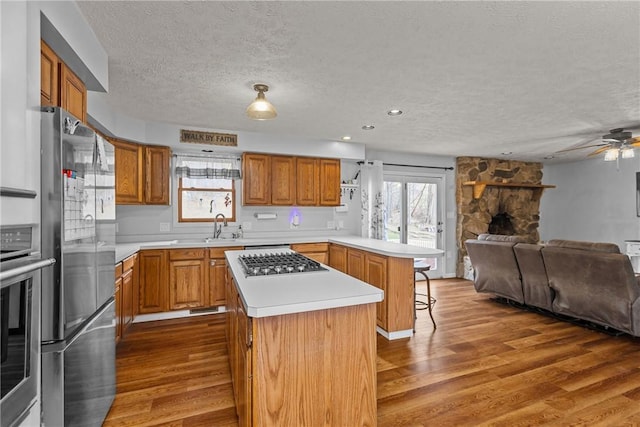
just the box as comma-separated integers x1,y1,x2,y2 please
456,157,546,276
488,212,515,235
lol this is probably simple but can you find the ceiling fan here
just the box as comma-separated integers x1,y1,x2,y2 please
555,127,640,161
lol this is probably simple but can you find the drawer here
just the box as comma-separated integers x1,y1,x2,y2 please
115,262,123,278
210,246,244,259
123,255,135,271
169,248,206,260
291,242,329,253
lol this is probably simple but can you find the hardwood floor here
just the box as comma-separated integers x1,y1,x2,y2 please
105,279,640,426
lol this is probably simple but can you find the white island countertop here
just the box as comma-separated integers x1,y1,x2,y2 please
225,249,384,318
116,235,443,263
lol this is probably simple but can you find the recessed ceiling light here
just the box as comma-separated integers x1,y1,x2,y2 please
543,155,555,160
341,136,352,141
362,125,375,130
387,109,403,116
501,151,512,155
202,149,214,153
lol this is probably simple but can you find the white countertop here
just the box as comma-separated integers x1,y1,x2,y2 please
225,249,384,318
115,235,443,263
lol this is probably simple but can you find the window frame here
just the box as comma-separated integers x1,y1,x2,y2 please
177,177,236,223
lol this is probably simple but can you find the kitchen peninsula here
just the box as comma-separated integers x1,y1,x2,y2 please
225,248,382,426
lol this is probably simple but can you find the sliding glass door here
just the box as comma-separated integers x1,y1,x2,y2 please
384,174,443,276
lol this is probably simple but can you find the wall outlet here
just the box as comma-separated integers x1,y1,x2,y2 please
338,220,344,229
327,220,335,229
242,221,252,231
115,222,119,233
159,222,170,232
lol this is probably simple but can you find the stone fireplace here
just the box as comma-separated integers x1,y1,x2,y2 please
456,157,547,277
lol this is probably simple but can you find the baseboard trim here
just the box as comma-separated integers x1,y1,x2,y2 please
133,307,227,324
376,326,413,340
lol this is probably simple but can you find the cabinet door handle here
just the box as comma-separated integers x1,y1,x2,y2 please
210,260,216,266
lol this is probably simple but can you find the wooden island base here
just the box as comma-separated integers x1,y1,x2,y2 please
227,271,377,426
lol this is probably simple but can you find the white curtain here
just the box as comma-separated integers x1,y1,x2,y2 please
360,160,385,239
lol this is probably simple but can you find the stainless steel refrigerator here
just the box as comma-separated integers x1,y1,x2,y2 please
40,107,116,427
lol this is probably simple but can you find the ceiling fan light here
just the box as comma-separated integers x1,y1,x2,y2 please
603,148,619,161
246,84,277,120
621,147,635,159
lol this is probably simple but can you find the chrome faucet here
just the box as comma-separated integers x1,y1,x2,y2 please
213,213,227,239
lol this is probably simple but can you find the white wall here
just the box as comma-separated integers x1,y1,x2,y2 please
0,1,106,227
540,156,640,250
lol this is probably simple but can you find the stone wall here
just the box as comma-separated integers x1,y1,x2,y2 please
456,157,545,277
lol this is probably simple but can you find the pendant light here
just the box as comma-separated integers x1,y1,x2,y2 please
246,84,277,120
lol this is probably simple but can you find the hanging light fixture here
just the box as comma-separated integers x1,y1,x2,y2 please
621,145,635,159
603,147,620,161
246,84,277,120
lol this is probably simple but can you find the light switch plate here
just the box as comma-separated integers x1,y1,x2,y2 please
327,220,335,229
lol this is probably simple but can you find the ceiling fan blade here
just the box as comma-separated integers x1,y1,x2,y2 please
555,143,608,154
629,136,640,146
587,146,612,157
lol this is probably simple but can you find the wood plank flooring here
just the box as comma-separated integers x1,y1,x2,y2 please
104,279,640,426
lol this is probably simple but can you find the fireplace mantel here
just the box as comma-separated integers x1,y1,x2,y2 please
462,181,556,201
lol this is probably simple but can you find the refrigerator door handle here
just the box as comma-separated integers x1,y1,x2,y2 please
42,298,115,353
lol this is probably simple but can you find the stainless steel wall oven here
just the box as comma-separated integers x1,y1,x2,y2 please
0,225,55,427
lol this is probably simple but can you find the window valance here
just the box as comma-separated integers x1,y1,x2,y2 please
174,154,241,179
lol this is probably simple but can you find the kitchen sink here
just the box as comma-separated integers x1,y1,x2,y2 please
171,237,236,245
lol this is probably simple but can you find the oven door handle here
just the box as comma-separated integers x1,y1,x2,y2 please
0,257,56,283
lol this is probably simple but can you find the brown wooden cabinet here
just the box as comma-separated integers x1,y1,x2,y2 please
139,250,168,313
111,139,171,205
296,157,318,205
111,138,144,204
270,155,296,205
347,248,365,281
318,158,341,206
60,63,87,122
242,153,271,205
364,252,388,327
328,243,414,333
209,247,243,307
291,242,329,264
144,145,171,205
40,40,59,107
243,152,341,206
329,243,348,274
41,40,87,122
169,249,207,310
114,263,123,344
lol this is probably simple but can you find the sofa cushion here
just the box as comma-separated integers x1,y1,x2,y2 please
545,239,620,254
513,243,553,311
478,234,527,243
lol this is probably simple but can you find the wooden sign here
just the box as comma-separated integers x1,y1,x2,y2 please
180,129,237,146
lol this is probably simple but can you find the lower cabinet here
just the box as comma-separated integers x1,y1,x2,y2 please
169,249,207,310
139,250,169,313
328,243,413,333
138,246,242,315
115,253,138,343
290,242,329,264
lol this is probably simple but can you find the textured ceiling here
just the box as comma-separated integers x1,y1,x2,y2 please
77,1,640,162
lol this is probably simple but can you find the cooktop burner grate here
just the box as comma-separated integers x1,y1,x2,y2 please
238,252,328,277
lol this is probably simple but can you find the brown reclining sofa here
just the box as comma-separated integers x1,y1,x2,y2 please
465,234,640,336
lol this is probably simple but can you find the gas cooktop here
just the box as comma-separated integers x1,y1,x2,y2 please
238,252,329,277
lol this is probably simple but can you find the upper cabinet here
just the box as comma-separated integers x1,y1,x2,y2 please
243,152,341,207
111,138,171,205
242,153,271,205
40,41,59,107
144,145,171,205
40,40,87,122
111,138,144,204
318,158,341,206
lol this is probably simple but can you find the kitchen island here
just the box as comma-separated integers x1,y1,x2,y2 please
225,248,382,426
